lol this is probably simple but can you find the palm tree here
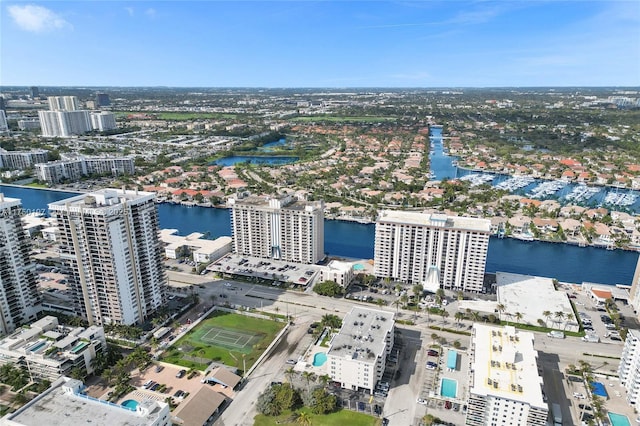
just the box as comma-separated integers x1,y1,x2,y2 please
302,371,316,392
565,313,575,330
440,310,449,325
470,311,481,323
454,312,465,328
514,312,523,324
318,374,331,389
412,284,424,300
496,303,506,321
554,311,565,329
542,310,552,327
296,411,312,426
435,288,445,305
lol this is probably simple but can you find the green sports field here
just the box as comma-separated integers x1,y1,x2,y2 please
160,310,283,372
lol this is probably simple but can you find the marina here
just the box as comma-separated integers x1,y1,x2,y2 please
458,173,496,187
604,190,638,208
528,179,567,199
564,184,600,203
495,176,536,192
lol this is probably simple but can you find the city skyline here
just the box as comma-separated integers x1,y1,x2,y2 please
2,1,639,87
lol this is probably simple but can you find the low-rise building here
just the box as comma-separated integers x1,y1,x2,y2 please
465,324,547,426
317,260,355,287
160,229,232,263
0,316,106,381
1,376,170,426
326,307,395,394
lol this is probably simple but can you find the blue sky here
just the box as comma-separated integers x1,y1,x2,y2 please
2,1,639,87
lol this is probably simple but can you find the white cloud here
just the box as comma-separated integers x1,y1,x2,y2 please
7,4,72,33
145,8,156,18
125,7,134,17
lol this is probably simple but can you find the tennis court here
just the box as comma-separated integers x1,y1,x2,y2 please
199,326,262,351
161,310,283,371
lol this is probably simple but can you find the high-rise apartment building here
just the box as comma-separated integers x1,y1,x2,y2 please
0,195,41,335
49,189,166,326
90,111,117,131
95,93,111,107
38,110,92,137
48,96,79,111
465,324,548,426
229,194,324,264
0,111,8,134
30,86,39,98
0,149,48,170
618,329,640,405
628,255,640,321
374,211,490,292
35,156,134,184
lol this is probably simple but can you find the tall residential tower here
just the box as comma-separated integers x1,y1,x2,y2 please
229,194,324,264
0,195,41,335
374,211,490,292
49,189,166,326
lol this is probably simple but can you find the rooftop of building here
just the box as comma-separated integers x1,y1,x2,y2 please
496,272,577,332
0,195,21,210
48,188,155,212
229,194,323,212
0,316,103,364
160,229,232,255
327,307,394,363
171,385,226,426
376,210,491,232
469,324,545,408
4,377,168,426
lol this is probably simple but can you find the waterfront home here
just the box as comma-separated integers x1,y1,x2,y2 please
508,216,530,234
532,218,559,233
559,218,582,237
559,205,587,218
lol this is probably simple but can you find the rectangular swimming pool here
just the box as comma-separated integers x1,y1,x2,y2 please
447,350,458,370
440,378,457,398
608,412,631,426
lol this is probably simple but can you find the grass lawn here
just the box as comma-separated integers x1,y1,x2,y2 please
160,310,283,372
291,116,396,123
25,182,47,188
254,408,381,426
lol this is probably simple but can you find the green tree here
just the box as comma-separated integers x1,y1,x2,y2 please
320,314,342,331
313,281,344,297
296,411,313,425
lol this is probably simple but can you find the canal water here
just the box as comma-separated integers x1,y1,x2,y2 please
0,184,637,286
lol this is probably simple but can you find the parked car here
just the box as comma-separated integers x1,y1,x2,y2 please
358,401,365,411
417,398,427,405
427,349,439,357
150,383,160,391
155,365,164,373
374,404,382,415
142,380,154,389
286,359,297,365
176,369,187,378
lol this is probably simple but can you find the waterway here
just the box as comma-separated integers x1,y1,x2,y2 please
0,184,637,286
213,138,298,166
429,126,640,212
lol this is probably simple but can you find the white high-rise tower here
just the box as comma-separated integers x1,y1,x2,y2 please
374,211,490,292
0,195,41,334
49,189,166,325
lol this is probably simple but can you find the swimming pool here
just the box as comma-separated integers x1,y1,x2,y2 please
312,352,327,367
121,399,139,410
608,412,631,426
440,378,457,398
28,341,46,353
353,264,365,271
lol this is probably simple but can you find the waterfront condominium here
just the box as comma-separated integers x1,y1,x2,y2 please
374,211,490,292
229,194,324,264
0,195,41,335
49,189,166,326
465,324,548,426
325,306,395,394
618,329,640,405
628,255,640,322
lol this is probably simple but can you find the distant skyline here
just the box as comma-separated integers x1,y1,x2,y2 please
2,1,639,88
